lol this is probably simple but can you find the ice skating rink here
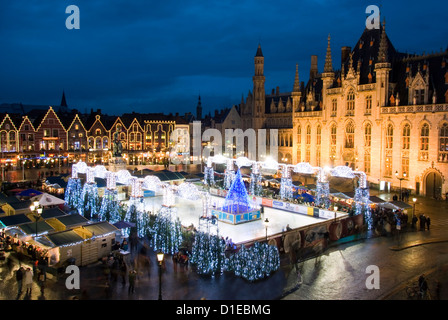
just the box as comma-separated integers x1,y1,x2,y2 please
136,195,346,244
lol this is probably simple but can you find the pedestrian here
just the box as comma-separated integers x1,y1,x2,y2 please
419,214,426,231
120,260,127,286
128,270,136,294
38,270,46,296
426,216,431,230
24,267,33,295
104,281,112,299
411,215,418,230
16,267,24,296
418,274,428,299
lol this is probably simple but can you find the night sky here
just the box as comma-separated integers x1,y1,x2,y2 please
1,0,447,116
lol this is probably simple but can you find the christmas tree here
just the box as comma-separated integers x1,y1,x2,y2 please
190,231,226,275
222,169,251,214
79,182,100,219
150,206,183,254
99,189,121,223
65,178,82,209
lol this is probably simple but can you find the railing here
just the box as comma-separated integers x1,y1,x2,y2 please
381,104,448,114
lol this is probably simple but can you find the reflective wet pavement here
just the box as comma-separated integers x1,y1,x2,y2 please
1,188,448,301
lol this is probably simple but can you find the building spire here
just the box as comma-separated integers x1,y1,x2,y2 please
255,43,263,57
60,90,67,107
378,18,388,63
324,34,333,73
293,64,300,92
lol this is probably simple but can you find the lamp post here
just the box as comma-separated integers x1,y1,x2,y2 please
334,206,338,222
30,200,42,237
157,250,164,300
264,218,269,241
412,197,417,219
395,171,406,201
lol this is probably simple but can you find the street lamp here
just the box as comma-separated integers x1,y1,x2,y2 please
395,171,406,201
264,218,269,241
157,250,164,300
334,206,338,222
412,197,417,219
30,200,42,237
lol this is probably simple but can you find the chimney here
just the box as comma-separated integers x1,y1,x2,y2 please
310,55,318,79
341,46,351,66
276,86,280,96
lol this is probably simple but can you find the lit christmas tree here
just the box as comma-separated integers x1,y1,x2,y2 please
79,182,100,219
65,177,82,209
98,189,121,223
226,242,280,281
150,206,183,254
190,231,226,275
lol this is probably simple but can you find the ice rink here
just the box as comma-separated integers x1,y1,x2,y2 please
136,195,347,244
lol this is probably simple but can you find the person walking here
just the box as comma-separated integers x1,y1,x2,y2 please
24,267,33,296
128,270,136,294
38,270,46,296
16,267,24,296
426,216,431,230
419,214,426,231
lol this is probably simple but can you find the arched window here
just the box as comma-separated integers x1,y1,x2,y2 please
306,125,311,145
330,124,337,146
419,123,429,161
439,123,448,162
297,125,301,144
346,89,355,116
402,124,410,150
331,99,337,117
365,95,372,114
386,124,394,149
364,123,371,147
316,125,321,145
345,122,355,148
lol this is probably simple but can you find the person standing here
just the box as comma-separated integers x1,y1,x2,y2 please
24,267,33,296
426,216,431,230
16,267,24,296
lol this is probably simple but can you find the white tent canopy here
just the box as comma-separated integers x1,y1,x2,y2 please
31,193,66,206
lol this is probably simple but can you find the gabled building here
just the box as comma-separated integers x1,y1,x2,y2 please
34,106,67,152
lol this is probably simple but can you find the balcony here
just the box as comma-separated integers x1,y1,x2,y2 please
381,103,448,114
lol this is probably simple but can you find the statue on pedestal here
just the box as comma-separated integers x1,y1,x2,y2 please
112,127,123,157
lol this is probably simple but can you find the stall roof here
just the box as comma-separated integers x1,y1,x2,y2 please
0,214,32,227
19,220,56,235
0,195,21,205
8,200,32,210
82,221,118,236
388,201,413,209
55,214,89,227
41,207,67,219
149,171,185,182
369,196,386,204
46,230,84,246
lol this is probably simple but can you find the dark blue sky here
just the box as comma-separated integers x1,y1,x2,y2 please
1,0,447,116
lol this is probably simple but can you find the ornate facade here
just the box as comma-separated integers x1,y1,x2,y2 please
240,21,448,198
